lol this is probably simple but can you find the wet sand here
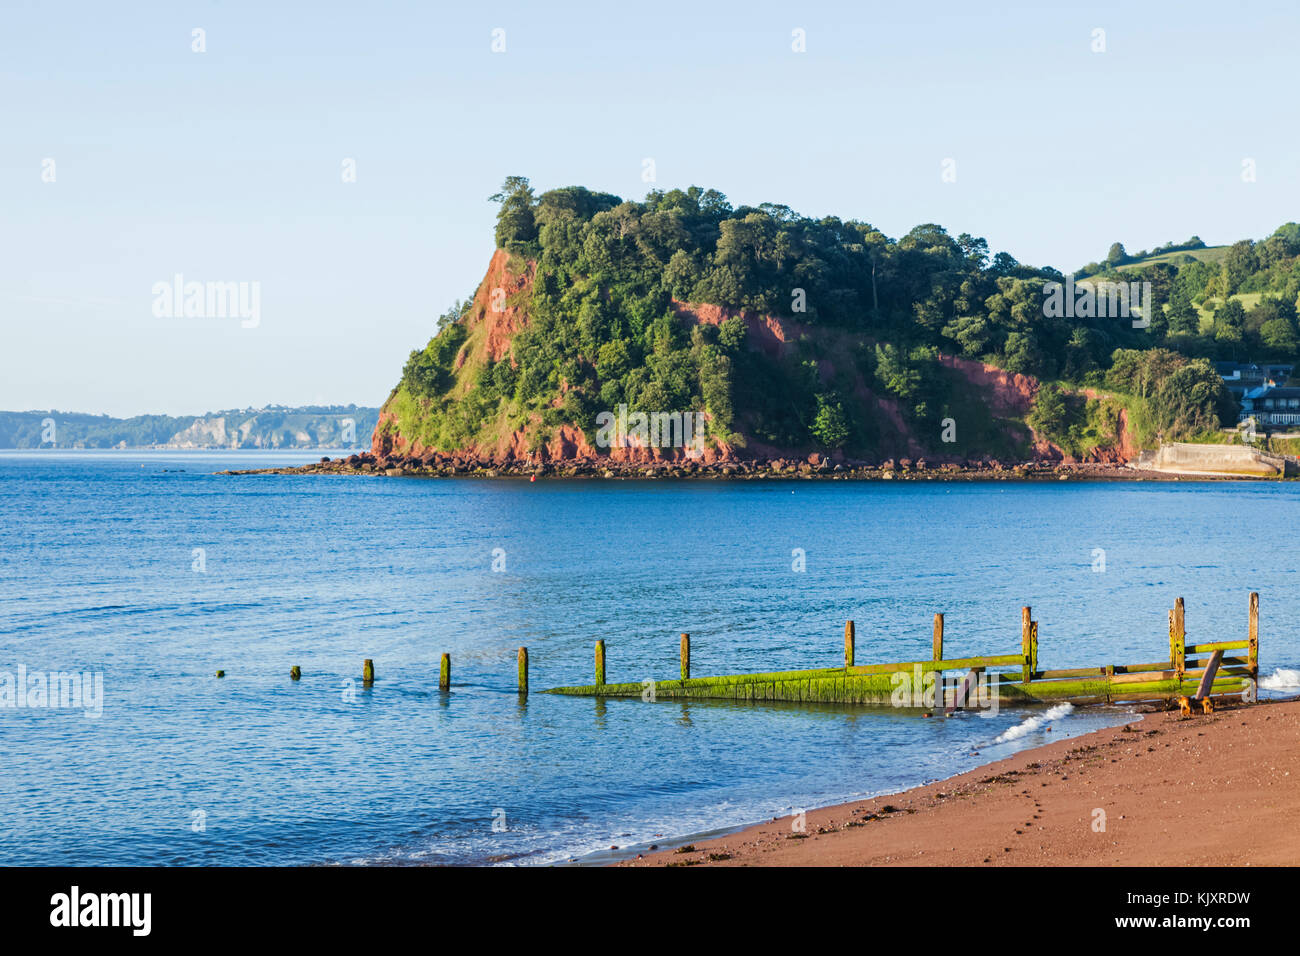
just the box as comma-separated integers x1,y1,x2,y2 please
620,697,1300,867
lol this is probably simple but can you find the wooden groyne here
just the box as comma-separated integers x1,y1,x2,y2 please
543,594,1260,708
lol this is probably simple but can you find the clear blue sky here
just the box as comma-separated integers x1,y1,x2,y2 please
3,0,1297,416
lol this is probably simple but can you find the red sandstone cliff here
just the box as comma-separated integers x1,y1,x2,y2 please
374,253,1137,466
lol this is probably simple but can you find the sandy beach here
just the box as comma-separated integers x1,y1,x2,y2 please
620,697,1300,867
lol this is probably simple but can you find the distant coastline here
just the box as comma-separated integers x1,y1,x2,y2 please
0,405,379,450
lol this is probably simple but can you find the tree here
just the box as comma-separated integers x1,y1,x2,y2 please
1001,330,1046,376
989,251,1020,276
717,316,747,350
1213,299,1246,351
942,313,993,357
810,395,850,448
1222,240,1258,294
489,176,538,249
1261,317,1300,353
1026,382,1069,438
1105,242,1128,265
873,344,919,398
1154,360,1231,437
436,298,472,332
1273,223,1300,255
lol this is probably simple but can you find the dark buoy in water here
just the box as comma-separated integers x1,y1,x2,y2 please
530,474,536,483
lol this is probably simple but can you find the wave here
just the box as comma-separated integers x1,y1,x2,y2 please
993,703,1074,744
1260,668,1300,690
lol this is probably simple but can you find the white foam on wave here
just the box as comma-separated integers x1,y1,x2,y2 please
993,703,1074,744
1260,668,1300,690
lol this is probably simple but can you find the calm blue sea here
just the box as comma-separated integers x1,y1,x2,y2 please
1,450,1297,866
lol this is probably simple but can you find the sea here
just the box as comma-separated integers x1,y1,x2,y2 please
1,450,1296,865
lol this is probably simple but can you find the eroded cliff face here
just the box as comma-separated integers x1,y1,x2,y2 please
475,248,534,365
373,252,1137,466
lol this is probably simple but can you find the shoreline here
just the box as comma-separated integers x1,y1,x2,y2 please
220,452,1272,482
556,703,1142,867
615,696,1300,867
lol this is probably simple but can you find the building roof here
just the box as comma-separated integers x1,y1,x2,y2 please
1244,385,1300,400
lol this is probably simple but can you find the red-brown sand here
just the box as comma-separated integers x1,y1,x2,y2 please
619,698,1300,867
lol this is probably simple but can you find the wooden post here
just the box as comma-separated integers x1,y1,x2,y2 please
362,659,374,685
595,640,606,687
215,670,225,678
1029,620,1039,676
932,614,944,662
946,669,979,715
439,653,450,691
680,633,690,681
1168,609,1175,669
1020,607,1032,684
290,666,301,681
517,647,528,696
1172,598,1186,678
1248,591,1259,680
844,621,855,668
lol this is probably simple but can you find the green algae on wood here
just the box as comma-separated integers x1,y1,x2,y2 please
545,667,1247,706
543,594,1259,709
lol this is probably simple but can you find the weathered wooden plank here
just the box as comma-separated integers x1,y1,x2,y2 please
1030,620,1039,677
1185,641,1249,654
1184,655,1248,667
1185,665,1253,679
1021,607,1033,684
1248,591,1259,679
1109,669,1180,685
1034,666,1107,680
1115,661,1176,674
1172,598,1186,678
1194,650,1223,700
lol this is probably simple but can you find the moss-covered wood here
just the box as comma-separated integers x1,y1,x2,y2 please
546,661,1248,707
544,594,1258,709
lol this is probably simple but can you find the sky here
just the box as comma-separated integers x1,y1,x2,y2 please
3,0,1299,416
